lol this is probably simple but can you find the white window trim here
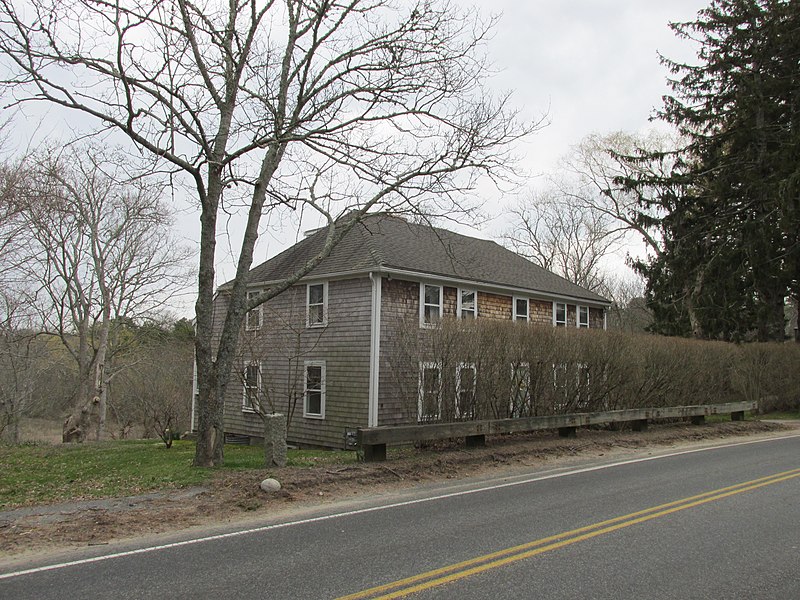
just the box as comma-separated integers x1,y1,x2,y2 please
553,301,567,327
418,361,442,422
578,305,590,328
457,288,478,319
513,296,529,322
303,360,326,419
242,360,261,413
306,282,328,328
419,283,443,328
245,290,263,331
456,362,477,419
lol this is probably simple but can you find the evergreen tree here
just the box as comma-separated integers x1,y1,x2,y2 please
630,0,800,340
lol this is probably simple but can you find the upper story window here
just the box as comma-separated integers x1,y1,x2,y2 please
513,297,529,322
420,283,442,327
304,360,326,419
458,289,477,319
242,361,261,412
245,290,262,331
307,282,328,327
578,305,590,328
554,302,567,327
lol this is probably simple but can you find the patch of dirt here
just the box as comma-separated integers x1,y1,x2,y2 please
1,420,796,559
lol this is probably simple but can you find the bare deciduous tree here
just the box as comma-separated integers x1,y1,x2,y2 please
0,0,534,464
17,147,192,442
505,188,625,293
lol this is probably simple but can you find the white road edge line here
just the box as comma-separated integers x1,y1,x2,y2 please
2,432,799,581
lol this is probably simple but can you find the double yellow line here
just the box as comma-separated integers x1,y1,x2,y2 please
336,467,800,600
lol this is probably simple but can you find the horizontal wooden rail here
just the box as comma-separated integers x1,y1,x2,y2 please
357,401,757,461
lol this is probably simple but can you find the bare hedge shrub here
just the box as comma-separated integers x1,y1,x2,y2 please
388,318,800,422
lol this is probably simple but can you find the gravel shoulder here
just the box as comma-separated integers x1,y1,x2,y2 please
1,419,797,561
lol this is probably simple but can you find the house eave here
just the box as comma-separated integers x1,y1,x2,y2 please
233,266,611,308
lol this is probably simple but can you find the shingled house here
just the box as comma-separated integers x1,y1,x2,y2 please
198,213,610,449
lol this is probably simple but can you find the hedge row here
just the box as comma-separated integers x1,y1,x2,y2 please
388,318,800,422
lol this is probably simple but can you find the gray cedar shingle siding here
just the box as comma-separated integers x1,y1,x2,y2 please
221,277,372,449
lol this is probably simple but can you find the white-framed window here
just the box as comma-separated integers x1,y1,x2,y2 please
420,283,442,327
456,363,477,419
303,360,326,419
418,362,442,421
242,361,261,412
553,302,567,327
578,305,590,328
458,289,477,319
510,362,531,418
307,282,328,328
513,297,529,322
245,290,262,331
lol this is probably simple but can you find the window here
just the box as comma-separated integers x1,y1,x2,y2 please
420,283,442,327
245,290,262,330
458,289,477,319
242,361,261,412
513,297,529,322
554,302,567,327
578,305,590,328
510,362,531,418
304,361,326,418
418,362,442,421
307,282,327,327
456,363,477,419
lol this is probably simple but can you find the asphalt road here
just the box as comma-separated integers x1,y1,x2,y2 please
2,433,799,599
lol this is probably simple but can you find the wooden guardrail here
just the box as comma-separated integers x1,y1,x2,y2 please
357,401,758,461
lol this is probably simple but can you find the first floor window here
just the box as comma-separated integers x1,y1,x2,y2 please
307,282,327,327
418,362,442,421
304,361,326,418
459,289,477,319
421,284,442,327
554,302,567,327
243,361,261,412
578,305,589,328
513,297,529,322
510,362,531,418
246,290,262,330
456,363,477,419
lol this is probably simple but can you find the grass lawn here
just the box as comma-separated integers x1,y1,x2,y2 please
0,440,355,509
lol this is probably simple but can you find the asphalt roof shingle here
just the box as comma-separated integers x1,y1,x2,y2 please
241,213,609,305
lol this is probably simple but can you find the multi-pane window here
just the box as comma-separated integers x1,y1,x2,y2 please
513,297,529,322
554,302,567,327
307,282,327,327
418,362,442,421
459,289,477,319
510,362,531,418
456,363,477,419
245,290,262,330
304,361,326,418
420,284,442,327
578,305,590,328
242,361,261,412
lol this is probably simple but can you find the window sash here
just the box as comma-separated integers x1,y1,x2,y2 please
304,362,326,418
418,362,441,421
243,362,261,412
459,289,477,319
245,291,262,330
307,283,326,327
554,302,567,327
578,305,590,328
456,364,477,419
513,297,529,321
421,284,442,326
